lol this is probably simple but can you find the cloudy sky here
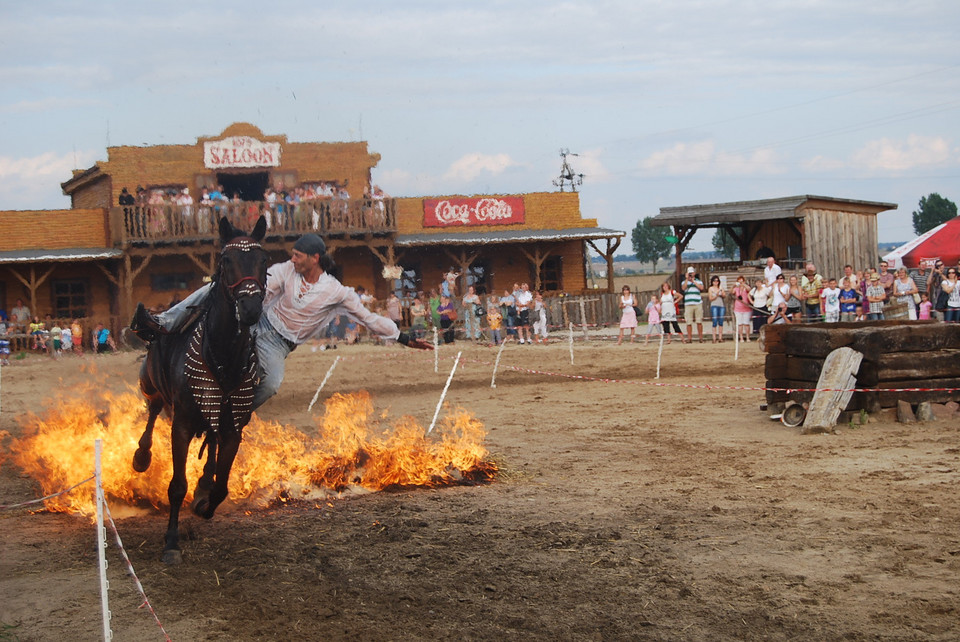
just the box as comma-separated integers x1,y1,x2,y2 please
1,1,958,251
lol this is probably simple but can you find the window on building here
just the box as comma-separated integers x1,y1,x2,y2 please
52,279,89,319
467,260,490,295
151,273,195,291
537,256,563,292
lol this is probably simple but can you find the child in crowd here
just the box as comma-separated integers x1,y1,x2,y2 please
61,323,73,354
839,277,860,323
821,278,841,323
644,295,662,345
0,319,9,365
919,293,933,320
487,304,503,345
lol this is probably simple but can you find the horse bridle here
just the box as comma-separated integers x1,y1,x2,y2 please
220,238,267,300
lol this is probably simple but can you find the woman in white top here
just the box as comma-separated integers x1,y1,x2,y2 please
617,285,638,344
659,282,682,343
893,267,919,320
942,267,960,323
750,278,771,335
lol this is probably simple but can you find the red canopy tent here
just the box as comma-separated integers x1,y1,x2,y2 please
883,216,960,269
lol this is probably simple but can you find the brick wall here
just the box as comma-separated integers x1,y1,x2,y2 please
0,209,110,251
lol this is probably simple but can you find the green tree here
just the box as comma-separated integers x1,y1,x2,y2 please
711,228,739,260
631,217,674,271
912,193,957,235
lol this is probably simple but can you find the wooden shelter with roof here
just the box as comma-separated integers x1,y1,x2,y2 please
651,195,897,282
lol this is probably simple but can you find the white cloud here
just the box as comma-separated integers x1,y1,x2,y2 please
849,134,954,171
639,141,782,176
0,151,96,210
442,153,522,182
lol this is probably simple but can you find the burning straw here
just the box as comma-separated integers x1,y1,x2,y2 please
4,388,496,517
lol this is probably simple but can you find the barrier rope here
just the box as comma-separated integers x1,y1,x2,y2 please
304,345,960,395
0,475,94,510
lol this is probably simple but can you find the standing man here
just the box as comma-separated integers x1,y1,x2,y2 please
681,266,705,343
763,256,782,286
514,282,534,345
132,233,431,409
908,262,928,317
800,263,824,322
754,240,775,260
877,261,895,303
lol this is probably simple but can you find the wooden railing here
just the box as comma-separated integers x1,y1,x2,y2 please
109,197,397,244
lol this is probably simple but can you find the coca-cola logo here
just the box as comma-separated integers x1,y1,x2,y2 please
474,198,513,222
425,197,524,227
434,200,472,225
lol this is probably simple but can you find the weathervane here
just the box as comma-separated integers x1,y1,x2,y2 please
552,148,584,192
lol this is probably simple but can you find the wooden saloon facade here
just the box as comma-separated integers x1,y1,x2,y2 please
0,123,622,334
652,195,898,281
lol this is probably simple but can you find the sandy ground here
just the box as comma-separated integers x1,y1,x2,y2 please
1,332,959,641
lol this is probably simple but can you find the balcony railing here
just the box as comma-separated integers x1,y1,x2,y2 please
110,197,397,245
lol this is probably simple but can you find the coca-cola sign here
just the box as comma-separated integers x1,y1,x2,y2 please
203,136,281,169
423,197,525,227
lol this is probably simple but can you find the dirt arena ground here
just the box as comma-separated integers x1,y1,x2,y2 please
2,334,959,641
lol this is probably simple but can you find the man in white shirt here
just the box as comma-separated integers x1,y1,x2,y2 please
514,282,534,344
763,256,782,285
132,233,431,408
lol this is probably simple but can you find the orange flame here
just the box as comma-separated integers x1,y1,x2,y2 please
4,388,496,518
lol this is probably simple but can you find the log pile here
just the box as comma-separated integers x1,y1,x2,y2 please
760,321,960,411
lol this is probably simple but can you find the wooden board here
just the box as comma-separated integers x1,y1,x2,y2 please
802,347,863,432
781,322,960,359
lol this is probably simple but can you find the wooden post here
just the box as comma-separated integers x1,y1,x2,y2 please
802,347,863,433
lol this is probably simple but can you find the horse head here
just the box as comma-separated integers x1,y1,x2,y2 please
217,215,269,327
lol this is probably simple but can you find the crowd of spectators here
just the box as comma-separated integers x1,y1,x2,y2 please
120,182,391,237
0,303,116,362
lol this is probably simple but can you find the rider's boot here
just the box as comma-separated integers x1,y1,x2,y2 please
130,303,167,342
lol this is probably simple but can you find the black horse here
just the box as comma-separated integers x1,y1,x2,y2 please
133,216,269,564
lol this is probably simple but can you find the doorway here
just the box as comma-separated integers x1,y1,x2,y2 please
217,172,269,201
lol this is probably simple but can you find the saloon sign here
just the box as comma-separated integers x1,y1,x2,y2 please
423,197,525,227
203,136,281,169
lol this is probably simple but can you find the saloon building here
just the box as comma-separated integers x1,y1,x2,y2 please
1,123,623,334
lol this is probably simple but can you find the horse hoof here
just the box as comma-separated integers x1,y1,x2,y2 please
162,549,182,565
132,448,152,473
191,497,211,519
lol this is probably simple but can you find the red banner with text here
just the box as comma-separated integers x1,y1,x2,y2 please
423,197,525,227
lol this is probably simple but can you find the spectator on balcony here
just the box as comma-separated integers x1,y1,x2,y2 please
263,187,278,228
839,278,860,322
119,187,137,235
177,188,194,233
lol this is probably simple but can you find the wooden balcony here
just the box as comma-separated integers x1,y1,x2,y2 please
109,197,398,246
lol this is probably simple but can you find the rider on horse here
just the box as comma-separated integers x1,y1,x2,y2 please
131,232,431,409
